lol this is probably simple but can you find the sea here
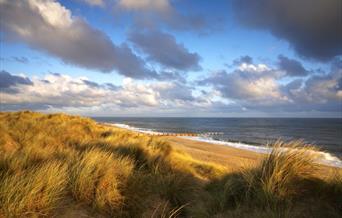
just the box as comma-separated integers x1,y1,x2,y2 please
93,117,342,167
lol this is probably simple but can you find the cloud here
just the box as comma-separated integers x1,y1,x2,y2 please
199,59,342,113
233,0,342,61
2,63,341,116
0,0,156,79
0,73,156,109
278,55,309,77
151,81,195,103
129,29,201,71
233,55,253,65
0,71,234,116
287,67,342,104
0,72,199,110
0,70,33,93
111,43,158,79
199,64,287,105
279,71,342,112
114,0,208,32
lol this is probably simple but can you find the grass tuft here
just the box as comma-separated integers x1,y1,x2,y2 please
70,149,134,213
0,161,68,216
205,141,342,217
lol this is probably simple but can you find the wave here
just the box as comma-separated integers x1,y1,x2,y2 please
108,122,342,168
180,136,342,168
110,123,161,135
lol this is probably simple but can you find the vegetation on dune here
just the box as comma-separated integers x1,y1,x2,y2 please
204,142,342,217
0,111,341,217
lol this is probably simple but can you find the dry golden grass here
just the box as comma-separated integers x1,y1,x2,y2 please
0,161,68,216
0,111,341,217
204,141,342,217
70,148,134,213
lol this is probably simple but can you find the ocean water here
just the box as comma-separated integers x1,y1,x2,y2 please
93,117,342,158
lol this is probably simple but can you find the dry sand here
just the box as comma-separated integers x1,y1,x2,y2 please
161,136,263,169
163,136,339,177
108,124,338,175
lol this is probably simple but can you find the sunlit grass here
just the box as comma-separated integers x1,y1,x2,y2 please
0,161,68,216
0,111,341,217
204,141,342,217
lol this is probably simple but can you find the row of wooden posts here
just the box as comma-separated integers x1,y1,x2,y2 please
137,132,224,137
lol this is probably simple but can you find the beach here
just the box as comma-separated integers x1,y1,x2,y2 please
1,112,341,217
109,123,342,175
99,117,342,168
154,136,263,169
110,123,263,168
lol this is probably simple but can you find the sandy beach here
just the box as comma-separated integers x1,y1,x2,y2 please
106,123,262,168
160,136,263,169
1,112,340,217
109,124,340,176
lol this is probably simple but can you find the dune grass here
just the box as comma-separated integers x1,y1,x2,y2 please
204,141,342,217
0,111,341,217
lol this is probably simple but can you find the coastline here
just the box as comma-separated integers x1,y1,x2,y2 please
107,122,342,169
2,112,341,217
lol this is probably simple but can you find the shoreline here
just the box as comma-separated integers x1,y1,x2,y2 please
2,111,341,217
107,122,342,169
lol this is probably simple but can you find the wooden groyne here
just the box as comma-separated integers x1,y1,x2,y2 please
138,132,224,137
108,123,224,137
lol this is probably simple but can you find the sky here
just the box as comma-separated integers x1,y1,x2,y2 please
0,0,341,117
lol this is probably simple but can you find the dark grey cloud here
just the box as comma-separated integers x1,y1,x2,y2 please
278,55,309,77
233,55,253,65
80,0,223,34
82,79,101,88
0,0,156,79
0,70,33,93
40,79,50,84
156,71,186,83
111,43,158,79
233,0,342,61
112,0,211,33
282,79,303,95
129,29,201,71
332,57,342,72
105,83,119,91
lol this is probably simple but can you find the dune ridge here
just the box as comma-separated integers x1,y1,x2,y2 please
0,111,341,217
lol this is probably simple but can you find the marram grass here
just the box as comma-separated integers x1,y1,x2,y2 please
0,111,341,217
